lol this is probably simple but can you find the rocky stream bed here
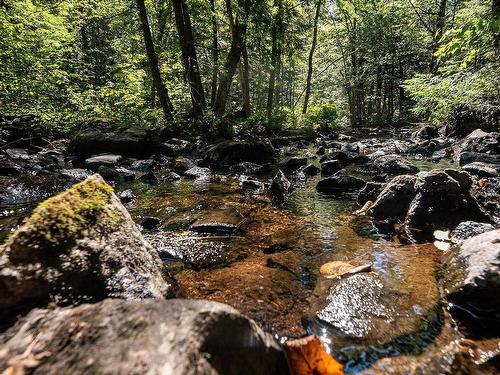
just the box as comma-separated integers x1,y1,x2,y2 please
0,119,499,374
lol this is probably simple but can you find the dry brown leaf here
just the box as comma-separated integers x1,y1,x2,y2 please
319,261,371,278
284,335,344,375
353,200,373,215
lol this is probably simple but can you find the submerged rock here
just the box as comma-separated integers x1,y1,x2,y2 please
269,170,291,207
442,229,500,336
0,299,288,375
316,274,394,338
205,140,276,166
0,175,177,319
229,162,264,174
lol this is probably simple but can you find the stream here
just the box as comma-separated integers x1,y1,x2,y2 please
0,136,497,373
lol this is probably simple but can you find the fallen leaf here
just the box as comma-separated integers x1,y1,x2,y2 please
353,200,373,215
320,261,372,278
284,335,344,375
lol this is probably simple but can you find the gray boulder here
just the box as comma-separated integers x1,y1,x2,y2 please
371,175,417,220
462,162,499,177
442,230,500,334
0,299,288,375
0,175,177,319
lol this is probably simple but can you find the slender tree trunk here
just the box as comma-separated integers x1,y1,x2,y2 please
172,0,206,114
493,0,500,55
239,43,251,117
302,0,321,114
430,0,447,72
135,0,173,118
209,0,218,105
267,0,281,118
212,0,248,117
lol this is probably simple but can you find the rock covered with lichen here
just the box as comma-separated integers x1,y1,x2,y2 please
0,174,177,318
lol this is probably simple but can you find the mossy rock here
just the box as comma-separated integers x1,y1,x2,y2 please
0,175,177,319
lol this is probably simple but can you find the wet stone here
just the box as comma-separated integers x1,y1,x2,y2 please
138,171,159,184
118,189,136,203
316,274,394,338
184,166,211,180
85,154,122,169
147,232,231,269
189,208,244,236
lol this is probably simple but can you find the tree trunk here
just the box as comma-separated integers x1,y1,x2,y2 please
302,0,321,114
172,0,206,114
212,0,248,117
209,0,218,105
135,0,174,119
267,0,281,118
238,43,251,117
430,0,447,72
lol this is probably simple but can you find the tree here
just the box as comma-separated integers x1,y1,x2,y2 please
135,0,174,119
172,0,207,114
302,0,321,114
212,0,249,117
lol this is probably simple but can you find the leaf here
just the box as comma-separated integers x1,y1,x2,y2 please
284,335,344,375
319,261,371,279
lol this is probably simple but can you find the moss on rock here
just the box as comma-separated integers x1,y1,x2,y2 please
4,175,117,252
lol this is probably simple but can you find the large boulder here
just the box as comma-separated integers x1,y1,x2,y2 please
442,230,500,336
373,154,419,175
462,162,499,178
0,299,288,375
458,129,499,155
278,156,308,174
0,175,177,319
371,175,417,220
204,140,276,166
405,170,489,230
71,122,161,158
357,181,386,205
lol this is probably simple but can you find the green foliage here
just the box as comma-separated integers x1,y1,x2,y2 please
299,102,339,132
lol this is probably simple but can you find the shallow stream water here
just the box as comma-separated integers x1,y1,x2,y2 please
0,147,497,373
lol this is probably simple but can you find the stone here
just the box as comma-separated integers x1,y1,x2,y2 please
5,148,31,160
462,162,499,178
371,175,417,220
138,171,159,184
130,159,157,172
458,151,500,166
205,140,276,166
189,208,244,236
412,124,439,140
140,216,162,230
451,221,495,244
0,299,288,375
471,177,500,224
173,157,197,173
301,164,320,176
0,175,177,319
373,154,419,175
442,230,500,335
85,154,122,169
459,129,499,155
229,162,264,174
59,168,91,182
405,170,489,231
163,171,181,182
242,178,265,193
71,122,161,157
184,167,211,180
278,157,308,173
443,169,473,191
269,170,291,207
117,189,136,203
357,182,386,205
321,159,342,176
97,166,135,183
316,173,366,195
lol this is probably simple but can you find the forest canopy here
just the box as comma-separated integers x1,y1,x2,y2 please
0,0,498,137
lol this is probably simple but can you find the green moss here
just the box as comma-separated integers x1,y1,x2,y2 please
10,177,119,250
